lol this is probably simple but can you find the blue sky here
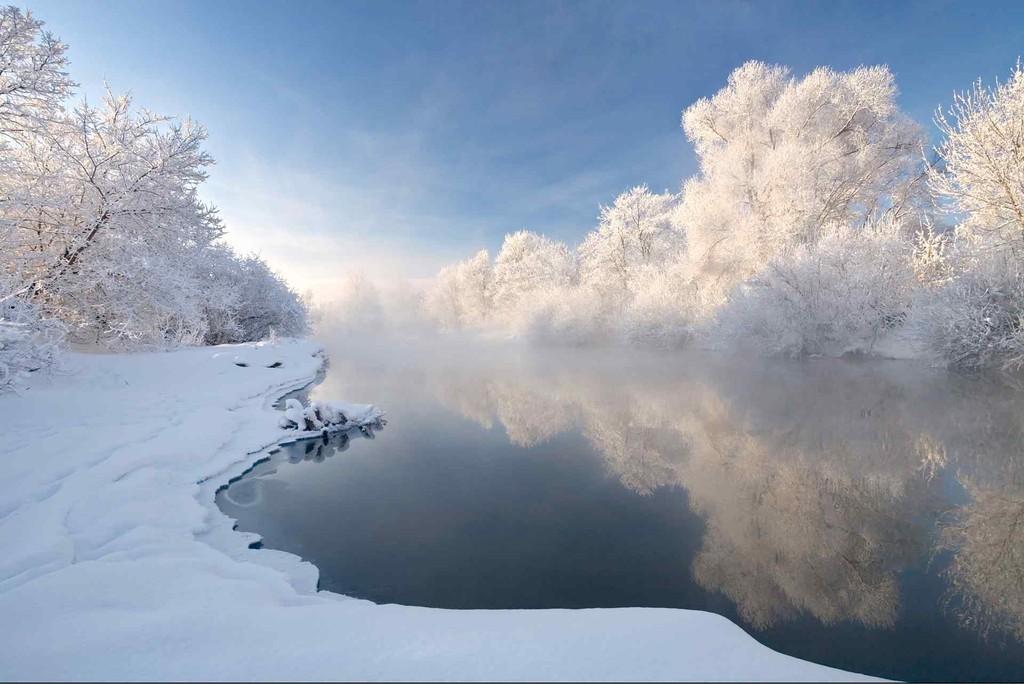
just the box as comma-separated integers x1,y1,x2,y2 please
23,0,1024,292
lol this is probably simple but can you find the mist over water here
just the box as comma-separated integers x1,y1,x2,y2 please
220,329,1024,682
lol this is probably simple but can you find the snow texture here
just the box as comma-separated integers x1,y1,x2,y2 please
0,338,879,681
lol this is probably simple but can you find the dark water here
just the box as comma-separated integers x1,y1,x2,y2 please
217,339,1024,682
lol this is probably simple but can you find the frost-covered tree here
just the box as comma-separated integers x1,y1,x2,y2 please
912,257,1024,371
0,6,72,140
0,7,71,383
201,253,308,345
930,62,1024,254
515,283,616,346
231,256,308,341
0,6,307,351
620,262,700,348
0,282,63,390
0,6,73,294
0,89,306,348
491,230,575,314
578,185,680,293
714,219,916,357
915,62,1024,370
9,93,223,345
426,249,493,330
194,244,251,345
679,62,925,299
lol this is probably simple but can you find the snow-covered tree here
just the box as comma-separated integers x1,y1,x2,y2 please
578,185,680,293
515,283,616,346
491,230,575,314
0,282,63,391
426,249,492,330
914,62,1024,370
0,92,222,345
620,262,699,348
193,244,250,345
713,219,916,357
930,62,1024,254
0,6,73,299
912,256,1024,371
233,255,308,342
0,6,308,352
679,62,925,300
0,6,72,140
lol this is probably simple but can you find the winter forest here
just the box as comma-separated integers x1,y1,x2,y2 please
5,4,1024,391
0,7,307,388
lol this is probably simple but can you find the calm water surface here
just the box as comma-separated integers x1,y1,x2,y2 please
217,339,1024,682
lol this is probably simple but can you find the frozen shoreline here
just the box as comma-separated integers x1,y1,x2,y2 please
0,339,879,681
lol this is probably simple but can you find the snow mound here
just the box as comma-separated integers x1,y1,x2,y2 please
279,397,384,430
277,398,385,439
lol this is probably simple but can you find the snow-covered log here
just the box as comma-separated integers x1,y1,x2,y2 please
277,397,385,441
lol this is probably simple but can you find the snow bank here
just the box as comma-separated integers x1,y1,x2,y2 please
0,339,878,681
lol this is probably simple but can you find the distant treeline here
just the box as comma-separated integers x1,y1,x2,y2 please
376,60,1023,371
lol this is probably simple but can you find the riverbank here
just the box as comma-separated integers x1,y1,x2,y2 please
0,339,876,681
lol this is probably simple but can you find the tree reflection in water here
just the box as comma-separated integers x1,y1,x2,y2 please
314,346,1024,644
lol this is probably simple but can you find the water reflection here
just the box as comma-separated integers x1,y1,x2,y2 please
311,347,1024,644
223,426,382,506
292,432,348,463
943,481,1024,643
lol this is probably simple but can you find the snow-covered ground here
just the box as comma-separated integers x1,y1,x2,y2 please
0,339,878,681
